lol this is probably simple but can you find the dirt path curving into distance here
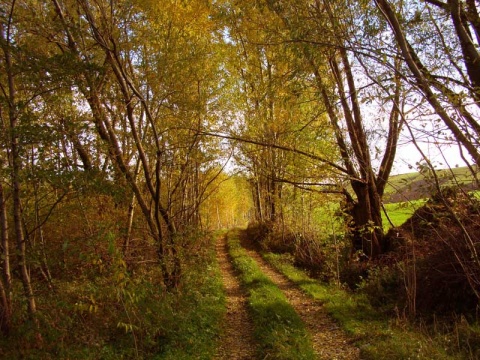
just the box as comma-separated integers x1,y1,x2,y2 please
214,234,258,359
240,233,360,360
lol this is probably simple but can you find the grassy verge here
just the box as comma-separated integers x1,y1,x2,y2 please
0,233,225,360
157,236,226,360
383,190,478,230
227,229,316,360
263,252,454,360
382,199,426,230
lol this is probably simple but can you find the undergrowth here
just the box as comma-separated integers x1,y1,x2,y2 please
0,233,225,359
227,229,316,360
155,248,225,360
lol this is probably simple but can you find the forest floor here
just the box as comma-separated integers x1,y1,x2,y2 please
215,231,360,359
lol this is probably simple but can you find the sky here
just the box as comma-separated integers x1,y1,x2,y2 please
392,135,473,175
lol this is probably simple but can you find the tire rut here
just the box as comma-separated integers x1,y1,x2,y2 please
214,234,258,359
240,235,360,360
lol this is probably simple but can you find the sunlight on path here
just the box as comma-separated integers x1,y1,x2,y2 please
240,236,360,360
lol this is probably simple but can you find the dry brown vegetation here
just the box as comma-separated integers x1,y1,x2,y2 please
382,190,480,316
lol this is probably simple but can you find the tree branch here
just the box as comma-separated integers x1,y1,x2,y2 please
197,131,364,181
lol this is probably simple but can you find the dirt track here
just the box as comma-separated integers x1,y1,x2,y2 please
215,231,360,359
214,234,258,359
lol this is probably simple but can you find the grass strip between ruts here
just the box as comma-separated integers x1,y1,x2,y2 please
227,229,316,360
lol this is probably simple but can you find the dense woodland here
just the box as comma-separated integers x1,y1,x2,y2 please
1,0,480,358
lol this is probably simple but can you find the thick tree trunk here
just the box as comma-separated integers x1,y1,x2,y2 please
348,181,386,258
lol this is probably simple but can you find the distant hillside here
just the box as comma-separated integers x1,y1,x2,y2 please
384,165,479,203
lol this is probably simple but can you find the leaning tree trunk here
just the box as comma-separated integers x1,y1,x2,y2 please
375,0,480,167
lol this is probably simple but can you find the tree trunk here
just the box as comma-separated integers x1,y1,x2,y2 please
0,177,11,294
1,17,38,326
123,193,136,258
348,181,386,258
0,180,11,334
0,277,10,334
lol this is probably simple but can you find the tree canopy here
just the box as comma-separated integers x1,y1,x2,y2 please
0,0,478,341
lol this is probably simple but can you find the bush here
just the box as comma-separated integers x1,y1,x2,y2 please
0,233,225,359
246,222,272,244
292,233,327,275
247,222,331,277
357,265,404,314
